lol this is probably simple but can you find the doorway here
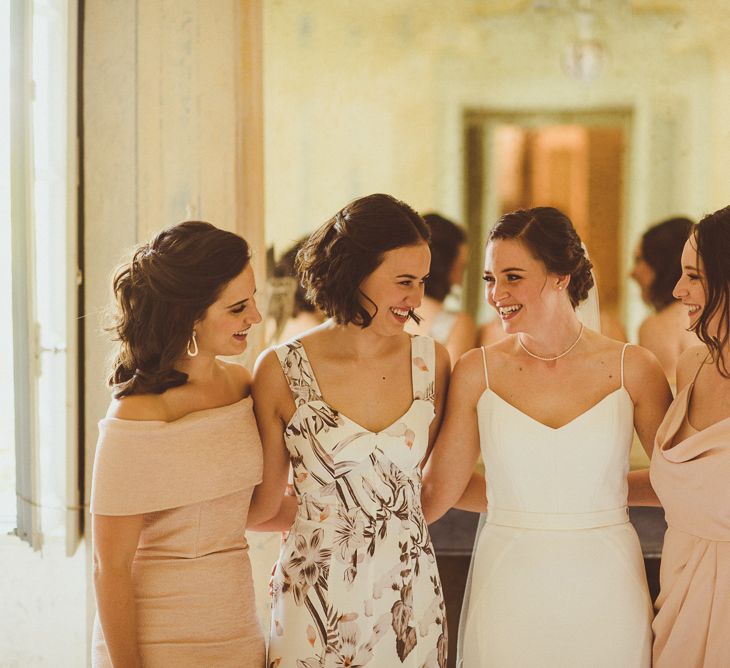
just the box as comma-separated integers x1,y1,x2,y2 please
463,109,632,328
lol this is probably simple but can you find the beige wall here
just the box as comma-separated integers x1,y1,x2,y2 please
83,0,267,658
84,0,264,502
263,1,730,334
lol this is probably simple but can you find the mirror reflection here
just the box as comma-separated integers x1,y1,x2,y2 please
259,3,727,664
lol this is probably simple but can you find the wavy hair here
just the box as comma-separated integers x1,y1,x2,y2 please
691,206,730,377
108,221,251,397
296,193,430,327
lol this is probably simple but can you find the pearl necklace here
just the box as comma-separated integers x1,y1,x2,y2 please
518,323,585,362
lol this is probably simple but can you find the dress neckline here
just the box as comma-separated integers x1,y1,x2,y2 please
102,395,252,427
305,398,423,437
291,336,422,435
479,386,630,432
661,381,730,453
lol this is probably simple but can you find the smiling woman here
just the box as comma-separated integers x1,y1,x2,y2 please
421,206,673,668
251,193,451,667
650,207,730,667
90,221,266,667
295,193,431,329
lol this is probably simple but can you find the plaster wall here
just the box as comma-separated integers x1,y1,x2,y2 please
263,1,730,334
82,0,268,661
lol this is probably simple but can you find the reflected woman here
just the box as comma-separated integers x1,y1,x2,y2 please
421,207,672,667
630,216,698,385
272,237,324,343
91,222,265,667
651,206,730,667
406,213,477,365
252,194,450,667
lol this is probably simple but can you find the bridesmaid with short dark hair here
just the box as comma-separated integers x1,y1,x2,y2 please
252,193,450,667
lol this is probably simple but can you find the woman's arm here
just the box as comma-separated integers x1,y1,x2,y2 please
247,349,294,529
626,345,673,458
454,471,487,513
248,494,297,532
421,349,483,523
92,513,145,667
624,345,673,506
627,469,661,507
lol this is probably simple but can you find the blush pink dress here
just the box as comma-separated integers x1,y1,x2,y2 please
90,396,265,667
650,377,730,668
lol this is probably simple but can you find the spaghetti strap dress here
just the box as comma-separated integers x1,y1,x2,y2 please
90,397,265,667
268,335,448,668
650,364,730,667
459,343,653,667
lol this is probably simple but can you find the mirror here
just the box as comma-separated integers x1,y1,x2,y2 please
256,4,728,663
261,0,728,338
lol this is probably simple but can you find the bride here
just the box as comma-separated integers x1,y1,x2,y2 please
421,207,672,667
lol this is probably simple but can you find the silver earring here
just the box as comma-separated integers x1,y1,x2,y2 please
187,331,199,357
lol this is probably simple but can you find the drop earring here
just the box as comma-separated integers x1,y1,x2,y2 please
187,331,199,357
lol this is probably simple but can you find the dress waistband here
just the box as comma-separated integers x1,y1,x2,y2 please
486,506,630,530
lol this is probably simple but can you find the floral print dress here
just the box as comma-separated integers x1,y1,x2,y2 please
268,335,447,668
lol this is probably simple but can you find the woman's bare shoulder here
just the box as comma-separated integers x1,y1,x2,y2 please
456,337,513,380
219,360,253,397
106,393,168,421
675,344,708,389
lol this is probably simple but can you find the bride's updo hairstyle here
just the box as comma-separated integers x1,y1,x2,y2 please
488,206,594,308
690,205,730,377
296,193,430,327
109,221,251,398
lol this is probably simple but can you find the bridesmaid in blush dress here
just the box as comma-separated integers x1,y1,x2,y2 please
91,222,266,667
650,206,730,667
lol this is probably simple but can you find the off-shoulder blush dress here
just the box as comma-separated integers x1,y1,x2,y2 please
90,396,265,667
650,378,730,667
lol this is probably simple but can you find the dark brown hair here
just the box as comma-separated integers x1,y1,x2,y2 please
641,216,695,310
423,213,467,302
488,207,594,308
691,205,730,377
108,221,251,397
297,193,430,327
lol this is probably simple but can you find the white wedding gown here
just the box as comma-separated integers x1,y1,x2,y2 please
459,345,653,667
